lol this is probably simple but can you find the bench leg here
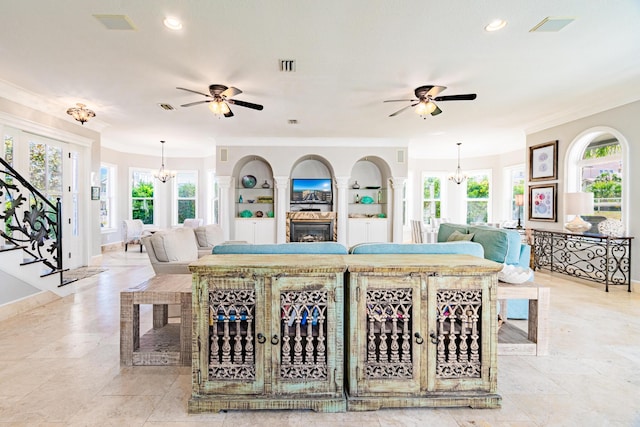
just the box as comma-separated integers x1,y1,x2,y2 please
153,304,169,329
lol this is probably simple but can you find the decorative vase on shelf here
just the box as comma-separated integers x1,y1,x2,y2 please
352,181,360,189
262,180,270,189
239,195,243,203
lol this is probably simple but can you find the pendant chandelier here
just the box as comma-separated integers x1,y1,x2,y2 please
66,103,95,125
448,142,467,185
154,140,176,183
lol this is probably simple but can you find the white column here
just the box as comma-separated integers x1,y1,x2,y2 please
389,176,407,243
335,176,350,247
274,175,289,243
217,175,232,241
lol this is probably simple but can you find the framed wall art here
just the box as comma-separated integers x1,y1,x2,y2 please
528,183,557,222
529,140,558,181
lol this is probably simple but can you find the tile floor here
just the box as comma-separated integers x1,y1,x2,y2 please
0,250,639,426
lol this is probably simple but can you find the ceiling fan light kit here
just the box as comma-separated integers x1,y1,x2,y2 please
177,84,263,119
385,85,476,118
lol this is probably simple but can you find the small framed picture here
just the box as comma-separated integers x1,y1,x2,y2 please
528,184,557,222
529,140,558,181
91,186,100,200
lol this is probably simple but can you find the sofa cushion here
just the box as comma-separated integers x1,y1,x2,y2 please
149,228,198,262
212,242,348,255
468,225,521,265
349,242,484,258
437,223,469,242
194,224,224,248
447,231,475,242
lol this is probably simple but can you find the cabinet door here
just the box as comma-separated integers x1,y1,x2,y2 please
269,273,343,396
348,272,423,395
348,219,368,246
367,219,388,242
255,219,276,244
194,274,266,396
425,274,496,393
235,219,256,243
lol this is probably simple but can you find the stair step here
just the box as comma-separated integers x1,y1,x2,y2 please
21,257,45,266
60,278,78,287
40,268,66,278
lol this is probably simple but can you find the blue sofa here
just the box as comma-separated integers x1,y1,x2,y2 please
212,242,349,255
438,223,532,319
349,241,484,257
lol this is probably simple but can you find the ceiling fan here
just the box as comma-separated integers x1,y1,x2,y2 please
176,84,264,117
384,85,477,118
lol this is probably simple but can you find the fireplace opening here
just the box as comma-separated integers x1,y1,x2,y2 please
290,221,334,242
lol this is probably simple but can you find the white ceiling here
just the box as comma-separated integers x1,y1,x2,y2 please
0,1,639,159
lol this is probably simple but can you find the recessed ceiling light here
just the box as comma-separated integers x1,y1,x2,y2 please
163,17,182,30
485,19,507,32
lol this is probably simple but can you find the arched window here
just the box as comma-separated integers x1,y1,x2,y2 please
565,128,629,231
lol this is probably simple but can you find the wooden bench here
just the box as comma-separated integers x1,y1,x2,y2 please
120,274,192,366
497,282,550,356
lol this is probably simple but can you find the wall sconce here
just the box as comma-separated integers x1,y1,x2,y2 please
66,103,95,125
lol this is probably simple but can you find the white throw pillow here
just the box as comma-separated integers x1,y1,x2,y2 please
498,264,533,284
194,224,224,248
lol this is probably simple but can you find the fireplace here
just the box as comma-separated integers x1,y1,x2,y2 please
286,212,337,242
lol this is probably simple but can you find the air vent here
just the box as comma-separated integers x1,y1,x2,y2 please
288,119,298,125
158,103,175,111
529,17,575,32
279,59,296,72
93,14,137,30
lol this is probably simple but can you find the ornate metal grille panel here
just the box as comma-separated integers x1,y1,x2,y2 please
533,229,632,292
209,289,256,380
365,288,414,379
0,158,63,281
435,289,482,379
280,289,328,380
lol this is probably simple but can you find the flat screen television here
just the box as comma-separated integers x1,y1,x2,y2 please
291,178,333,204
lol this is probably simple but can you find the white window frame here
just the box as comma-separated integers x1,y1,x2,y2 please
421,172,446,225
99,163,117,231
130,168,156,225
465,169,491,225
173,170,198,225
503,164,525,225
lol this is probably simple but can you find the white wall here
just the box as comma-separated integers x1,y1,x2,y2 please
407,149,525,225
100,147,215,246
526,100,639,282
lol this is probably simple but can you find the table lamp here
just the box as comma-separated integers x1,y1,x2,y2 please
564,192,594,233
515,194,524,229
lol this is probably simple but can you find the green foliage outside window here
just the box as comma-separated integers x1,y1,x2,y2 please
466,175,489,224
132,181,154,224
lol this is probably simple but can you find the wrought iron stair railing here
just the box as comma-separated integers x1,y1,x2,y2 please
0,157,69,287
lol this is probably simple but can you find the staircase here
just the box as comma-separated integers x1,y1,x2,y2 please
0,158,76,299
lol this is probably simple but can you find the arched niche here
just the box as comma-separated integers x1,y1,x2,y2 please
290,155,334,180
349,156,392,188
232,156,274,188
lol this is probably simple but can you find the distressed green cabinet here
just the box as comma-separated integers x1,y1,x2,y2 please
188,254,347,413
345,254,502,410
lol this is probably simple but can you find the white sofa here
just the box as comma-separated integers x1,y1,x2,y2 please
142,224,224,274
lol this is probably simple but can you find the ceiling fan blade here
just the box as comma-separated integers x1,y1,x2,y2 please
384,99,418,103
431,105,443,116
222,86,242,98
224,107,234,118
176,87,212,98
389,102,418,117
426,85,447,97
227,99,264,110
434,94,477,101
180,100,212,107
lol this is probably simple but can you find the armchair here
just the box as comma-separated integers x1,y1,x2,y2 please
122,219,152,252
